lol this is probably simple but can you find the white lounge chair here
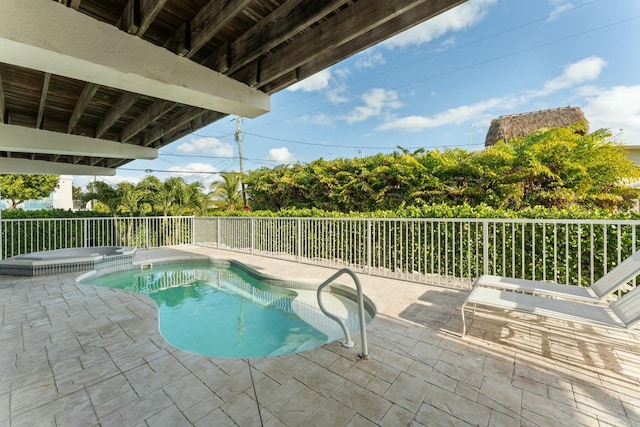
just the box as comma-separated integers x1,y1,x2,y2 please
460,285,640,338
473,250,640,304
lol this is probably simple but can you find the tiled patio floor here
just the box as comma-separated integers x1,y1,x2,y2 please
1,245,639,426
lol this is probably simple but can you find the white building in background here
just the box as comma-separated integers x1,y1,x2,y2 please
53,175,74,210
1,175,74,211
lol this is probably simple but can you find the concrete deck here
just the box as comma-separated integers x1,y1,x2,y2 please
1,245,639,426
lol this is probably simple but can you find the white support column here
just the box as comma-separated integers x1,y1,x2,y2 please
0,123,157,159
0,158,116,176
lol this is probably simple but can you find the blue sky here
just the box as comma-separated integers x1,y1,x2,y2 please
75,0,640,189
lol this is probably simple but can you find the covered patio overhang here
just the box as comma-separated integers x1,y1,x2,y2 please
0,0,467,176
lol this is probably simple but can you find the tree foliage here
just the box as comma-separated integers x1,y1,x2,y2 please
0,174,60,210
244,126,640,212
82,176,211,217
209,172,244,210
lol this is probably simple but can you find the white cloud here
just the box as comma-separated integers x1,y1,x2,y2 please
266,147,295,163
377,97,510,131
581,85,640,144
533,56,606,97
177,137,234,157
345,88,403,124
547,0,591,20
326,83,350,104
377,56,606,132
383,0,497,48
288,69,332,92
355,51,386,70
301,113,335,127
436,36,457,52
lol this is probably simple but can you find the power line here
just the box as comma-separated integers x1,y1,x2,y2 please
273,0,604,110
133,1,631,173
243,131,485,150
257,13,640,130
189,10,638,153
119,167,234,175
158,153,295,163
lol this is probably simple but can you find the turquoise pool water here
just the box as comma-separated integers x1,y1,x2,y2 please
84,263,370,358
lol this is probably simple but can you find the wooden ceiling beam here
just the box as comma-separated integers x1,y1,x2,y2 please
225,0,349,76
143,106,207,147
243,0,465,88
261,70,298,95
0,0,270,116
124,0,252,144
187,0,251,58
257,0,430,84
118,0,168,35
36,73,50,129
202,43,229,73
263,0,466,94
137,0,167,36
164,110,226,145
104,0,257,145
100,0,167,136
95,92,138,138
163,0,250,59
117,0,139,34
57,0,82,9
120,100,176,143
67,82,99,133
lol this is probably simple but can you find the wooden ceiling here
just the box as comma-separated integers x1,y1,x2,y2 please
0,0,467,175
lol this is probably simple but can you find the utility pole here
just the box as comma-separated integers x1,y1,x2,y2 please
235,116,248,208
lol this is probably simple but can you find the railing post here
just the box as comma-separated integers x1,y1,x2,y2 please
250,217,255,255
217,217,221,249
367,219,372,275
297,218,302,263
145,217,150,248
483,220,489,275
191,216,196,245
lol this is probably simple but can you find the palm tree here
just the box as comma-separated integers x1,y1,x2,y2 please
82,181,122,245
178,181,209,215
138,175,182,217
209,172,243,210
138,176,209,244
116,182,145,245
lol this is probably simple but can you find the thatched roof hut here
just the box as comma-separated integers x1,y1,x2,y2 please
484,106,588,147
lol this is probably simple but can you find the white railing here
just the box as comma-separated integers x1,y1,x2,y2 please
3,215,640,290
0,216,195,260
194,217,640,289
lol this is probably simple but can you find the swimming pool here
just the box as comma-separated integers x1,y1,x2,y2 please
80,261,374,358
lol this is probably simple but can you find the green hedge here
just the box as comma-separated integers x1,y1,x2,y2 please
212,203,640,220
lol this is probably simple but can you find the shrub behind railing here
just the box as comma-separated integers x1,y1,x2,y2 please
199,204,640,287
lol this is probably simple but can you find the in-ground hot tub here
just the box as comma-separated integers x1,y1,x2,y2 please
0,246,136,276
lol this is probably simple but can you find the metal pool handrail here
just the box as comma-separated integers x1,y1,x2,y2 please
316,268,370,360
